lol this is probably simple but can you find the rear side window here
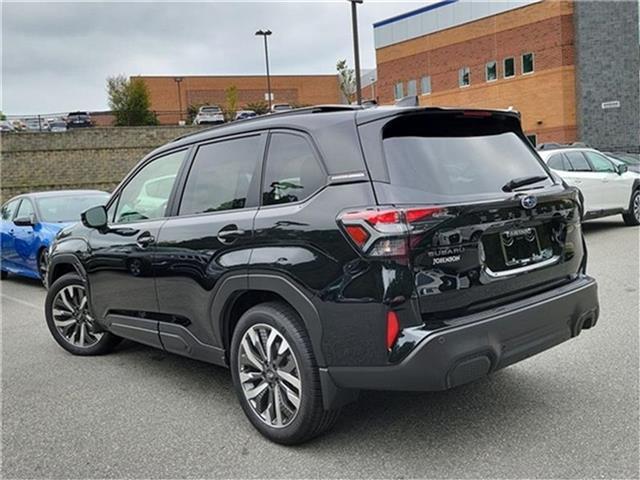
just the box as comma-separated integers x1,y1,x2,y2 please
382,117,551,200
1,199,19,220
262,133,325,206
564,152,592,172
547,153,570,171
180,135,261,215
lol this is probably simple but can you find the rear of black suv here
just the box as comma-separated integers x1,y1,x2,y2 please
325,108,598,392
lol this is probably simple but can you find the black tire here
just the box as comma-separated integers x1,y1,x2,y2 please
37,248,48,288
0,268,7,280
622,190,640,226
45,273,121,355
230,302,340,445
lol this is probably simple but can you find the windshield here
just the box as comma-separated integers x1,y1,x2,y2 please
383,131,551,200
613,153,640,165
36,194,109,223
201,107,221,113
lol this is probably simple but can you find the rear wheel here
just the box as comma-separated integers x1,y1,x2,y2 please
622,190,640,226
230,302,340,445
45,273,121,355
37,248,48,287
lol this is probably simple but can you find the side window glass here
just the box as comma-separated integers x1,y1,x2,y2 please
1,199,20,221
565,152,592,172
583,152,615,172
15,199,35,219
548,154,568,171
180,135,261,215
114,150,185,224
262,133,325,206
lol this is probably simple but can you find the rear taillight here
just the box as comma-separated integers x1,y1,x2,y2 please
338,206,445,257
386,311,400,350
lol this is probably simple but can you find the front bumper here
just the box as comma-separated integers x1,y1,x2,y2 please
328,275,598,392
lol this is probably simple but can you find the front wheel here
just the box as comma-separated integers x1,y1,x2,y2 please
622,190,640,226
45,273,121,355
38,248,48,287
230,302,340,445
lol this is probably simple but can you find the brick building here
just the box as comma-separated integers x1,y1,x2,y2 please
374,0,639,150
139,75,342,124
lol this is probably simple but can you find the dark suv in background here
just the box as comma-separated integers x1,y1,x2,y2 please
45,105,599,444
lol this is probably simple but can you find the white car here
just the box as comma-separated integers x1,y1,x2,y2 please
538,147,640,226
193,106,225,125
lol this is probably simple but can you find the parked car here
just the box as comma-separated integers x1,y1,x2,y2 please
271,103,293,113
49,120,68,133
66,111,92,128
235,110,257,121
45,106,599,445
0,121,15,132
604,151,640,174
538,146,640,225
24,117,48,131
193,105,225,125
11,119,26,131
1,190,109,285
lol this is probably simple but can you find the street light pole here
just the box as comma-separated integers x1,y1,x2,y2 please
255,29,273,111
174,77,184,123
349,0,363,105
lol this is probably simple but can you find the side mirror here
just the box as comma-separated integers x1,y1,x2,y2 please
617,164,628,175
81,205,108,229
13,215,35,227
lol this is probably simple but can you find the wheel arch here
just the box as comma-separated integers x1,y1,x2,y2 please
213,274,325,367
47,253,86,286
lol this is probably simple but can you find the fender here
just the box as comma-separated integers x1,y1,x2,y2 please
629,179,640,211
210,273,326,367
47,252,87,286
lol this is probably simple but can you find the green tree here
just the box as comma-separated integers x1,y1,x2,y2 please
245,100,269,115
223,85,239,122
107,75,158,126
0,111,6,121
336,59,356,104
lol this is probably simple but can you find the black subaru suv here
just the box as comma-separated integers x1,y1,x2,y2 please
45,105,599,444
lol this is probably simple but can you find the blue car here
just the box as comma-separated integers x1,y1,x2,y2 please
1,190,109,284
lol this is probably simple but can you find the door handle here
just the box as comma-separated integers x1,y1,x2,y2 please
136,233,155,248
217,226,245,243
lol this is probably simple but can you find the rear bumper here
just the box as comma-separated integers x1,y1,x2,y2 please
327,275,599,392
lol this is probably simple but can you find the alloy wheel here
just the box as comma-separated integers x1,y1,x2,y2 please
237,323,302,428
51,284,103,348
634,194,640,222
38,250,48,285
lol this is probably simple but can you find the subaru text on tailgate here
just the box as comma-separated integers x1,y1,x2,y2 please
44,105,599,444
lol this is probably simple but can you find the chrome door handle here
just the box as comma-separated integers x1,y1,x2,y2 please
218,229,245,239
136,234,155,248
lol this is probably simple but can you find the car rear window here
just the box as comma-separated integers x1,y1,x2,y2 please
383,129,551,200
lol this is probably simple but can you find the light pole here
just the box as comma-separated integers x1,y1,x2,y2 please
348,0,363,105
255,29,273,111
174,76,184,123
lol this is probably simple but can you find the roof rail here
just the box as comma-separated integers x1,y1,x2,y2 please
537,142,592,151
171,104,362,143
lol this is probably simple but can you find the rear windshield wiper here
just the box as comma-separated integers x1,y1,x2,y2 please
502,175,548,192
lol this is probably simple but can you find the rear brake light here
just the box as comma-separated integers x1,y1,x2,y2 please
338,206,444,257
461,110,493,118
386,311,400,350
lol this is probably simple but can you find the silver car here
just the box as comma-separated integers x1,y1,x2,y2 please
193,106,225,125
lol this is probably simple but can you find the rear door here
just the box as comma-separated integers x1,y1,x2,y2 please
562,151,604,212
0,198,20,271
367,111,584,319
153,133,265,355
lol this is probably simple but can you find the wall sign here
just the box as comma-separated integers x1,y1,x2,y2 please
601,101,621,109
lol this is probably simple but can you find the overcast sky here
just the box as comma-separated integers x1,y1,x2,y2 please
1,1,427,115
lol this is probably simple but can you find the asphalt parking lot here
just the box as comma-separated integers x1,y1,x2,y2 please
1,218,638,479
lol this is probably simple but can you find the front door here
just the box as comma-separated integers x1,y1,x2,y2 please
12,198,39,274
154,133,265,358
85,149,188,347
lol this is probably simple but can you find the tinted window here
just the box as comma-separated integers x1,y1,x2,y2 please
486,61,497,81
383,132,551,200
262,133,325,206
394,82,404,100
547,154,569,171
421,76,431,95
1,199,19,221
180,136,261,215
36,194,109,223
583,151,615,172
565,152,592,172
522,53,534,74
407,80,417,97
459,67,470,87
15,198,35,219
114,150,185,223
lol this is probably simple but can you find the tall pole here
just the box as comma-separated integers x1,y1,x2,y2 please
349,0,363,105
256,30,273,111
174,77,184,123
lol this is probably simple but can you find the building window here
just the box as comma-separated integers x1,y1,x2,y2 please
394,82,404,100
504,57,515,78
421,76,431,95
407,79,417,97
486,61,497,82
526,134,537,147
458,67,470,87
522,53,534,74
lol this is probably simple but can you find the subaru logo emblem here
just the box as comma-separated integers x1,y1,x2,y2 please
521,195,537,210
